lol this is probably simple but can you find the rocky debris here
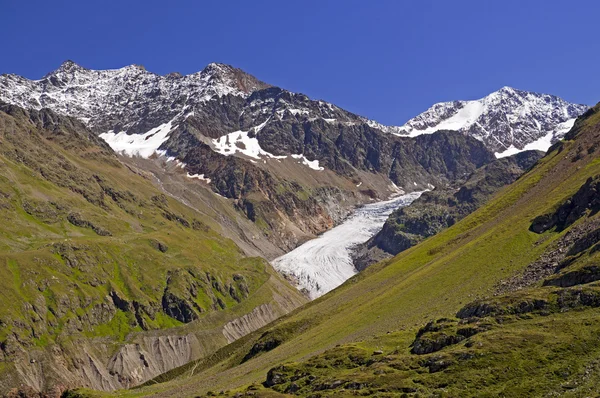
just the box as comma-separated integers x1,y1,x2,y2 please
5,385,67,398
530,175,600,233
223,304,278,344
107,334,198,387
497,217,600,294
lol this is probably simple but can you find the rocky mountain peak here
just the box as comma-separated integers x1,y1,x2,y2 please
56,59,83,72
390,87,589,154
197,62,271,95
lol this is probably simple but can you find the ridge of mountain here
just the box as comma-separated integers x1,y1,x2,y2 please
0,63,588,158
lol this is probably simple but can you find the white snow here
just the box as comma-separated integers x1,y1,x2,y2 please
272,191,422,299
213,131,262,159
301,157,324,171
0,61,262,134
405,101,485,137
495,118,577,158
99,118,178,158
212,130,286,160
186,172,211,183
291,154,324,171
211,133,325,171
554,118,577,137
360,88,587,153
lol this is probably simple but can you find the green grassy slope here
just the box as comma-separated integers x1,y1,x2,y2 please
91,104,600,397
0,104,306,394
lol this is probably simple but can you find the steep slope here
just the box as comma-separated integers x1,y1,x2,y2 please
96,103,600,397
392,86,588,154
0,103,306,396
353,149,544,269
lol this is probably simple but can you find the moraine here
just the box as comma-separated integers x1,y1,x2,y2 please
272,192,422,299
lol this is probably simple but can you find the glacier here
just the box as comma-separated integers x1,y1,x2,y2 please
272,191,422,299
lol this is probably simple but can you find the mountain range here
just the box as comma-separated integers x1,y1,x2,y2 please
0,62,589,257
0,60,597,397
0,61,588,156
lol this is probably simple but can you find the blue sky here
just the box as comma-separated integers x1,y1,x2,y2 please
1,0,598,125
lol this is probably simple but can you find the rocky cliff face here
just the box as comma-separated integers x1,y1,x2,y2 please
353,150,544,269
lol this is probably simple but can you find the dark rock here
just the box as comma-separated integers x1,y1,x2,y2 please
421,357,453,373
544,266,600,287
530,175,600,233
149,239,169,253
285,383,300,393
67,212,111,236
265,366,288,387
161,292,198,323
242,331,284,363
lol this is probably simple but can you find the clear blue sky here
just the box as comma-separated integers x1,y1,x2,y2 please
1,0,598,125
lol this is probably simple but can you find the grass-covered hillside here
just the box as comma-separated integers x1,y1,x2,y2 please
80,103,600,398
0,103,306,396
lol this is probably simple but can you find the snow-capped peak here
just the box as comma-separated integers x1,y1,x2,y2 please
0,60,269,134
381,86,588,154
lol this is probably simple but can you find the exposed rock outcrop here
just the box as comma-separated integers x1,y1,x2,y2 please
530,175,600,233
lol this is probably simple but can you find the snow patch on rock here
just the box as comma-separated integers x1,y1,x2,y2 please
186,173,211,183
495,118,577,158
99,118,178,158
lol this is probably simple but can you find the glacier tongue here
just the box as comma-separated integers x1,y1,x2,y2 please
272,192,422,299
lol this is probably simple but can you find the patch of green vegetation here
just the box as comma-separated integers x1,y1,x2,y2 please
86,310,141,341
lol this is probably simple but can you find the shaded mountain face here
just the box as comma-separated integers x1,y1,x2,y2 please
352,149,545,270
390,87,588,154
